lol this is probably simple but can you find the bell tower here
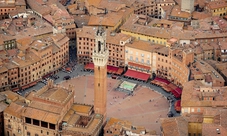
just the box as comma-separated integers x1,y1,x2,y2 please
92,26,109,121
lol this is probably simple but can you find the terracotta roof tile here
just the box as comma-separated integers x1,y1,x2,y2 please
71,104,92,114
22,107,60,124
161,116,188,136
125,40,164,52
207,1,227,10
171,5,191,18
86,0,102,7
4,102,23,118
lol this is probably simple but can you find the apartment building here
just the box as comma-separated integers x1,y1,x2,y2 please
0,59,9,90
29,33,69,78
169,5,191,22
206,1,227,16
51,34,70,70
210,61,227,85
30,40,53,77
5,61,19,91
124,39,193,86
160,116,188,136
155,47,193,87
133,0,175,19
161,109,227,136
189,60,225,87
120,14,171,46
26,0,76,40
179,80,227,135
0,33,69,91
181,80,227,115
76,26,131,67
11,50,40,90
0,0,16,20
84,0,102,15
125,40,162,74
104,117,146,136
0,0,26,19
200,43,215,60
84,0,126,15
87,8,134,32
133,0,156,17
0,94,7,136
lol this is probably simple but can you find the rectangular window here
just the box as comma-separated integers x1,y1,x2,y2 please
33,119,39,126
141,59,144,63
25,117,31,124
41,121,48,128
184,108,188,113
49,123,56,130
130,56,133,60
147,60,150,64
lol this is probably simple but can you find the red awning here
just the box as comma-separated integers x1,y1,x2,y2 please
174,100,181,112
21,85,30,90
12,88,19,92
171,89,181,98
116,68,124,75
128,62,150,70
65,67,71,72
167,83,177,90
175,87,182,95
84,63,94,70
107,65,119,74
175,100,181,107
124,69,150,81
153,77,170,85
29,81,37,87
42,72,53,79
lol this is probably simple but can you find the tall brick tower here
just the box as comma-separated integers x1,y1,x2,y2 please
181,0,194,13
92,26,109,121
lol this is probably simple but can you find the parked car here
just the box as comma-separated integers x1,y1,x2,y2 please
16,91,22,95
111,74,120,79
167,111,174,117
63,76,71,80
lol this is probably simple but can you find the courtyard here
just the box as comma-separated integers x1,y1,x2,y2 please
60,75,169,134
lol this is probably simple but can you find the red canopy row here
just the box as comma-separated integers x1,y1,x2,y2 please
124,69,150,81
21,81,37,90
151,77,182,98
